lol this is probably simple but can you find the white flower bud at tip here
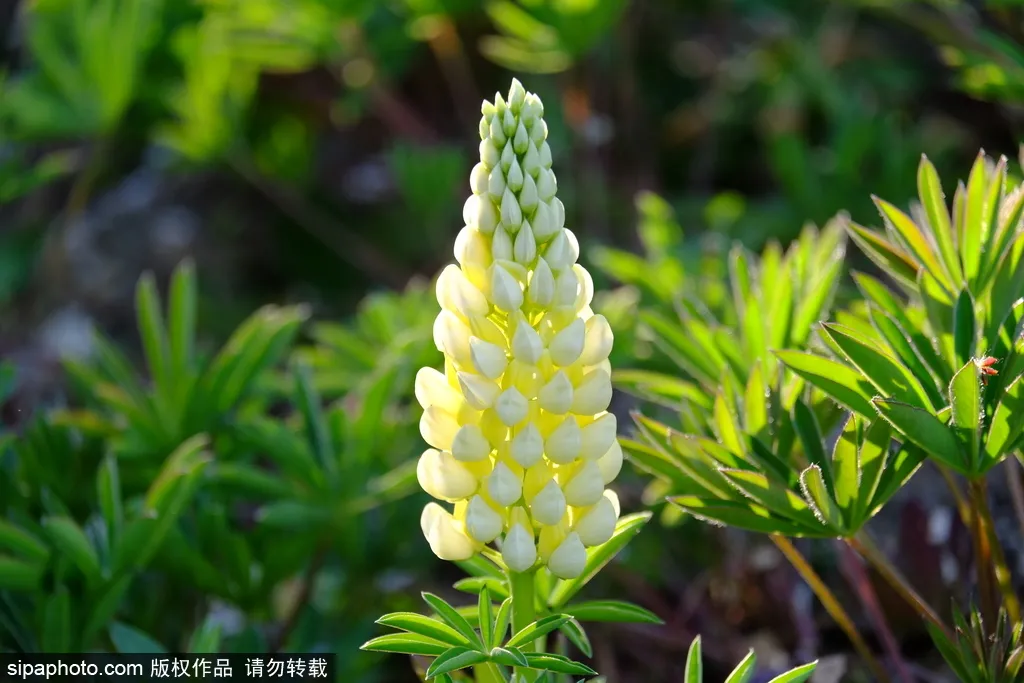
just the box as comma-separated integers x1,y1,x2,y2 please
513,122,529,155
481,99,496,117
545,416,582,464
581,314,614,366
509,78,527,111
528,258,555,307
511,313,544,364
553,268,580,308
513,220,537,265
507,158,524,192
502,523,536,572
574,496,617,547
488,115,507,146
465,495,503,543
480,139,500,168
571,368,613,415
488,164,507,200
536,169,557,202
564,461,604,507
544,227,577,271
501,138,515,169
547,532,586,579
490,264,524,312
469,337,508,379
452,424,492,462
470,162,490,194
539,141,552,168
501,188,523,230
538,371,574,414
487,461,523,506
479,116,489,140
510,423,544,468
492,226,514,261
530,118,548,145
549,318,585,367
581,413,617,459
421,503,478,561
417,449,478,501
523,141,542,178
519,173,539,214
458,371,501,410
495,387,529,426
530,480,566,525
531,201,556,243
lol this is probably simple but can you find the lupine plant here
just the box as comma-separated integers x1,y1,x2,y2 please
362,79,820,682
618,152,1024,681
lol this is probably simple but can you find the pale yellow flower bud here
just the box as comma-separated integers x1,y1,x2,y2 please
452,424,492,462
580,314,614,366
422,503,479,561
547,532,586,579
489,264,524,312
418,449,479,501
469,337,508,379
416,81,622,576
597,441,623,484
465,495,503,543
538,371,574,414
549,318,585,367
495,387,529,426
510,423,544,468
458,371,500,410
487,461,523,506
573,495,617,547
530,479,567,526
502,522,536,572
545,416,582,464
563,461,604,507
571,368,613,415
581,412,617,459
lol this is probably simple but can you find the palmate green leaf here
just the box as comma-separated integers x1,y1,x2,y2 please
799,465,846,534
873,195,950,290
0,519,49,563
846,219,920,290
209,463,296,500
547,512,651,608
81,576,131,646
917,155,963,285
791,399,832,492
775,350,875,418
821,323,935,411
830,416,860,515
491,597,513,650
949,361,982,470
852,419,893,525
145,434,210,511
723,652,757,683
640,310,720,386
979,182,1024,294
867,307,945,407
766,661,818,683
360,632,449,657
720,469,818,528
425,647,488,678
478,587,493,648
423,592,483,649
96,454,123,547
620,436,711,497
376,612,471,648
0,556,44,591
670,496,829,537
109,622,167,654
42,516,102,586
984,374,1024,468
507,615,571,649
962,152,1005,290
292,361,337,482
521,652,597,676
612,370,712,412
953,290,977,369
685,636,703,683
40,585,71,653
873,399,966,473
561,600,661,624
919,270,956,368
558,619,592,658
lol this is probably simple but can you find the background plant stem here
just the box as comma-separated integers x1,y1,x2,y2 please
967,477,1020,625
847,532,952,641
509,568,538,683
770,534,891,683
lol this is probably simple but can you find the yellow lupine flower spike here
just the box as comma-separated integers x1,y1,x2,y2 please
416,79,622,579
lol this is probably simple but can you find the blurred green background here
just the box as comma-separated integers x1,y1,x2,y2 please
1,0,1023,681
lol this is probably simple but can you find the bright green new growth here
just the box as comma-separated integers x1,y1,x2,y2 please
683,636,818,683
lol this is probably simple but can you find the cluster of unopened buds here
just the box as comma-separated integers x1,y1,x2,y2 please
415,79,623,579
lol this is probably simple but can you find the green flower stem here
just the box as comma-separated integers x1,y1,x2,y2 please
509,568,538,682
967,477,1020,626
847,532,952,641
935,463,971,528
770,535,891,683
474,663,506,683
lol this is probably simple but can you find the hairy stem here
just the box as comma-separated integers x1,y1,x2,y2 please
509,569,538,682
770,535,891,683
968,477,1020,625
847,532,952,641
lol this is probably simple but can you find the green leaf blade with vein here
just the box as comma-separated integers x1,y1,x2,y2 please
949,361,982,472
873,399,966,473
685,636,703,683
775,350,876,418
